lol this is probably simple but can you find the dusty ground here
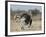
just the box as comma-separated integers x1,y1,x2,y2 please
10,15,42,32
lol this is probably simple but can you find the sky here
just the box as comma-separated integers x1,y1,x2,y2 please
10,4,42,12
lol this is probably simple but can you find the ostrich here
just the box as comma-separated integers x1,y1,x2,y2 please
20,13,32,30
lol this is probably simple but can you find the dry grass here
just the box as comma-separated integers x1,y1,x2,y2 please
10,15,42,32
